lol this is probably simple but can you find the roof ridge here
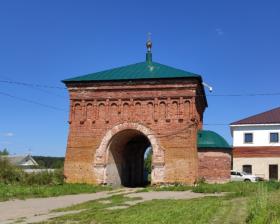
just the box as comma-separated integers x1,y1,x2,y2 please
231,106,280,125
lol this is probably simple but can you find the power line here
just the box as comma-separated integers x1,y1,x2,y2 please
0,80,277,122
0,91,67,112
0,80,67,99
0,90,232,127
207,92,280,97
204,123,229,126
0,80,66,89
1,79,280,97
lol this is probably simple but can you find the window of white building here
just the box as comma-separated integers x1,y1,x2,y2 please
244,133,253,143
270,133,279,143
242,165,252,174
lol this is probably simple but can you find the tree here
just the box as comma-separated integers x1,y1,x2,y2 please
33,156,64,168
144,148,152,173
0,148,9,156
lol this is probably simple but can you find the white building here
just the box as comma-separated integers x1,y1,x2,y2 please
230,107,280,180
1,154,38,167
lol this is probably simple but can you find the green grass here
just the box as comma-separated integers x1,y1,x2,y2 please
192,181,280,197
41,191,280,224
53,194,142,213
209,197,248,224
0,157,114,202
41,195,224,224
0,183,111,201
37,182,280,224
1,178,280,223
137,181,280,196
246,186,280,224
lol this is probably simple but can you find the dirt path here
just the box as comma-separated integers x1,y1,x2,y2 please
0,191,117,224
0,189,222,224
107,191,224,210
127,191,222,201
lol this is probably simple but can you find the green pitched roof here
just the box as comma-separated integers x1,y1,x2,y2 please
63,60,201,82
197,130,231,149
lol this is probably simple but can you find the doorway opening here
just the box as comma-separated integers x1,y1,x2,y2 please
269,164,278,180
105,129,152,187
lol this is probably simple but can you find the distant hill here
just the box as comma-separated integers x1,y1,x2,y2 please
33,156,64,169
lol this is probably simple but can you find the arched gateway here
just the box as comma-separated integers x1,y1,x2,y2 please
94,123,164,186
63,40,208,186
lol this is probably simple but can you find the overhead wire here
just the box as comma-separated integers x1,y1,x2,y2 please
204,123,229,126
0,89,232,125
0,91,67,112
0,79,278,125
1,79,280,97
207,92,280,97
0,80,66,89
0,79,67,99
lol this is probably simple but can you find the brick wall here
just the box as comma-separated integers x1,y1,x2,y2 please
64,78,207,185
233,146,280,157
198,149,231,183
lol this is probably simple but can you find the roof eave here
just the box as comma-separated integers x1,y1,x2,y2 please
199,77,208,108
62,75,202,84
230,123,280,127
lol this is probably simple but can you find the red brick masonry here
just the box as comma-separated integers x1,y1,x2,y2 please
233,146,280,158
64,78,207,185
198,149,231,183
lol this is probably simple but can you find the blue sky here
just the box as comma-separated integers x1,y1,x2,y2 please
0,1,279,156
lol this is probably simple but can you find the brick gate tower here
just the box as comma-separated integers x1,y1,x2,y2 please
63,40,207,186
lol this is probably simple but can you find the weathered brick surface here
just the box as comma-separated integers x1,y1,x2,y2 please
64,79,207,185
198,150,231,183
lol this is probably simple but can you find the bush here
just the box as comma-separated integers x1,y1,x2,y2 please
0,158,25,184
144,149,152,174
0,149,9,156
33,156,64,169
0,157,64,185
22,169,64,185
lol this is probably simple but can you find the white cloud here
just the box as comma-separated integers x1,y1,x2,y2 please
2,132,14,137
216,28,224,36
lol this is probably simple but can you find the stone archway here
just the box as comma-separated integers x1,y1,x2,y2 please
94,123,165,186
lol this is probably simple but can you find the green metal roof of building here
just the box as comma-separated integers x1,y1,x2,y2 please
63,51,201,83
197,130,231,149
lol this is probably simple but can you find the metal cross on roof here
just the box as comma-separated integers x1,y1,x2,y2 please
146,32,152,52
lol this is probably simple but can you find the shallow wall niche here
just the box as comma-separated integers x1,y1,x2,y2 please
93,123,165,185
